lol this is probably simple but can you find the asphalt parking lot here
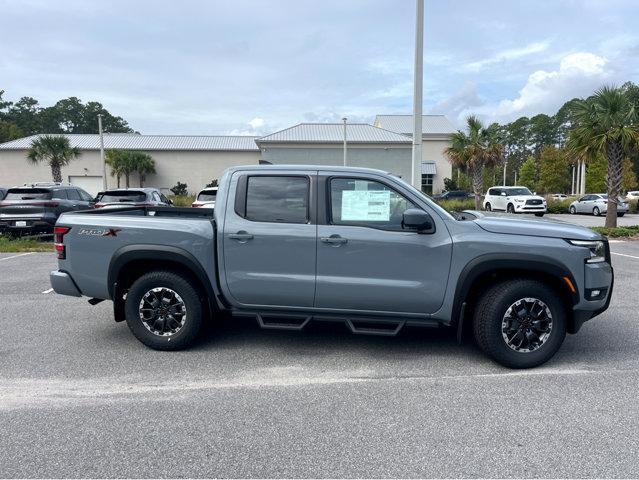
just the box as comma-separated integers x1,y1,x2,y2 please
546,212,639,227
1,242,639,478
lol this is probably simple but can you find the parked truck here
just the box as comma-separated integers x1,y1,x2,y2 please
50,165,614,368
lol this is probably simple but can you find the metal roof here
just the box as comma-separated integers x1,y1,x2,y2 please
0,134,259,151
374,115,456,136
256,123,411,144
421,162,437,175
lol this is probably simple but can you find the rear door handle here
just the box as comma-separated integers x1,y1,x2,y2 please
321,235,347,245
228,231,254,242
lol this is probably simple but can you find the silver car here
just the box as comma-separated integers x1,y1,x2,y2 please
569,193,629,217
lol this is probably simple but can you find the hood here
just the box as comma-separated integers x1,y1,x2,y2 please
469,211,601,240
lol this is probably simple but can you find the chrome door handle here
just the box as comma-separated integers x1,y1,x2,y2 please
228,231,254,241
321,235,347,245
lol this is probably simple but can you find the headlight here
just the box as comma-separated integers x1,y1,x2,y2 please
514,199,525,203
568,239,606,263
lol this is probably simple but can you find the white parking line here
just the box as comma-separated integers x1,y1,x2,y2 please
41,288,54,294
0,252,35,262
611,252,639,260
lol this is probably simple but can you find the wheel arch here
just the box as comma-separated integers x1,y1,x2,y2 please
452,254,581,335
108,245,223,321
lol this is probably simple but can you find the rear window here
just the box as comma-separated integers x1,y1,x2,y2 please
197,191,217,202
5,188,52,200
98,191,147,203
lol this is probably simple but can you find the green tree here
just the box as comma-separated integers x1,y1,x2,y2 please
445,115,504,210
518,156,538,191
622,157,637,192
26,135,81,183
0,120,22,143
132,152,156,187
568,85,639,227
538,146,571,193
585,156,607,193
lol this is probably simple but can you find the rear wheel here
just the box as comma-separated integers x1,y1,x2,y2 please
473,279,567,368
593,206,601,216
534,213,545,217
618,212,625,217
125,270,204,350
485,203,492,212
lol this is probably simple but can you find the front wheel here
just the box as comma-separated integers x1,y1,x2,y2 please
472,279,567,368
569,206,576,214
618,212,625,217
507,204,515,214
125,270,204,350
534,213,545,217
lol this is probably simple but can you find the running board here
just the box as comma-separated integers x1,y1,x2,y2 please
345,318,405,336
255,313,311,331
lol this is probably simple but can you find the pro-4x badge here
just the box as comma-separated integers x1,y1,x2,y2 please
78,228,122,237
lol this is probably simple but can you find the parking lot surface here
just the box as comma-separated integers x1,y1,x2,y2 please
1,245,639,478
546,212,639,227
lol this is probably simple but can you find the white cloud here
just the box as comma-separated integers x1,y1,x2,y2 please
492,52,609,119
463,41,551,72
428,81,484,127
248,117,265,129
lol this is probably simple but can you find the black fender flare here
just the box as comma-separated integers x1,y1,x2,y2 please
451,253,579,328
108,244,221,311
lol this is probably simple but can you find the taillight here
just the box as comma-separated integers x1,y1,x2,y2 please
54,226,71,259
94,202,105,208
192,203,202,208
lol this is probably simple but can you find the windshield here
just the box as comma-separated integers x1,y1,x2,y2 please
98,191,147,203
5,188,52,200
505,187,533,196
197,191,217,201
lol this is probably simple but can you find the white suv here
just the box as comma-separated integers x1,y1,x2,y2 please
483,186,547,217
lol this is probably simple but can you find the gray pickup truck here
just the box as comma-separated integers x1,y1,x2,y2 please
50,165,613,368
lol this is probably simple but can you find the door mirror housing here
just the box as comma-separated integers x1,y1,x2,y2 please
402,209,435,234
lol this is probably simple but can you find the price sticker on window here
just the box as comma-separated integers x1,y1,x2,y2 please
341,190,390,221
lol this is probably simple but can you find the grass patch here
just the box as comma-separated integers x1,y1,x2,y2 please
591,225,639,238
168,195,196,207
0,235,53,253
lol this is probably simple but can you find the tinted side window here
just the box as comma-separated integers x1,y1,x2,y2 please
160,194,170,204
329,178,417,232
67,189,81,200
152,192,161,202
78,189,93,201
245,176,309,224
52,189,68,200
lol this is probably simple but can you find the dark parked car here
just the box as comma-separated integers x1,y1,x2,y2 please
94,188,172,209
433,190,473,201
0,187,7,201
0,183,94,234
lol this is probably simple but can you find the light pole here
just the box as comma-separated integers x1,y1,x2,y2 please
503,160,507,185
342,117,347,166
411,0,424,189
98,114,106,190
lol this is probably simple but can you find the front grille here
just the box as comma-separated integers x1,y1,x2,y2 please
526,199,542,205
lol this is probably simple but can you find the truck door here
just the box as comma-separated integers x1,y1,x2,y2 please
315,174,452,315
222,171,317,308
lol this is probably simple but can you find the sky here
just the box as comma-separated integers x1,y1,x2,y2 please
1,0,638,136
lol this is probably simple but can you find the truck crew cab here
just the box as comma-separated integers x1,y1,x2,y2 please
50,166,613,368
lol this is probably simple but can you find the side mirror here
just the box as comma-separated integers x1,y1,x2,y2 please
167,199,174,205
402,209,435,234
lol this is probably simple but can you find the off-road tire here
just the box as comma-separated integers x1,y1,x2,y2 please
472,278,567,368
125,270,204,350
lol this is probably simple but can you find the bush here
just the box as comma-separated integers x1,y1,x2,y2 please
205,179,219,188
546,199,572,214
591,226,639,238
436,198,476,212
170,181,188,196
628,199,638,214
0,235,52,252
168,195,195,207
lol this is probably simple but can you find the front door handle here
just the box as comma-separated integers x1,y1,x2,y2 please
321,235,347,245
228,231,254,242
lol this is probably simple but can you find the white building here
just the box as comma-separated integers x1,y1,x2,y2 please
0,115,455,196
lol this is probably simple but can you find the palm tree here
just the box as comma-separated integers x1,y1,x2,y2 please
105,150,125,188
26,135,80,183
568,86,639,228
445,116,504,210
133,153,156,187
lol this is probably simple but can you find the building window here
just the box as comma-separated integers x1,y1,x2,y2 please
421,174,433,195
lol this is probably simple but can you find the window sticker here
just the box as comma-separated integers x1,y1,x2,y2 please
341,190,390,221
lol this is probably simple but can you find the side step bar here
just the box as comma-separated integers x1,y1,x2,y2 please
255,313,311,331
